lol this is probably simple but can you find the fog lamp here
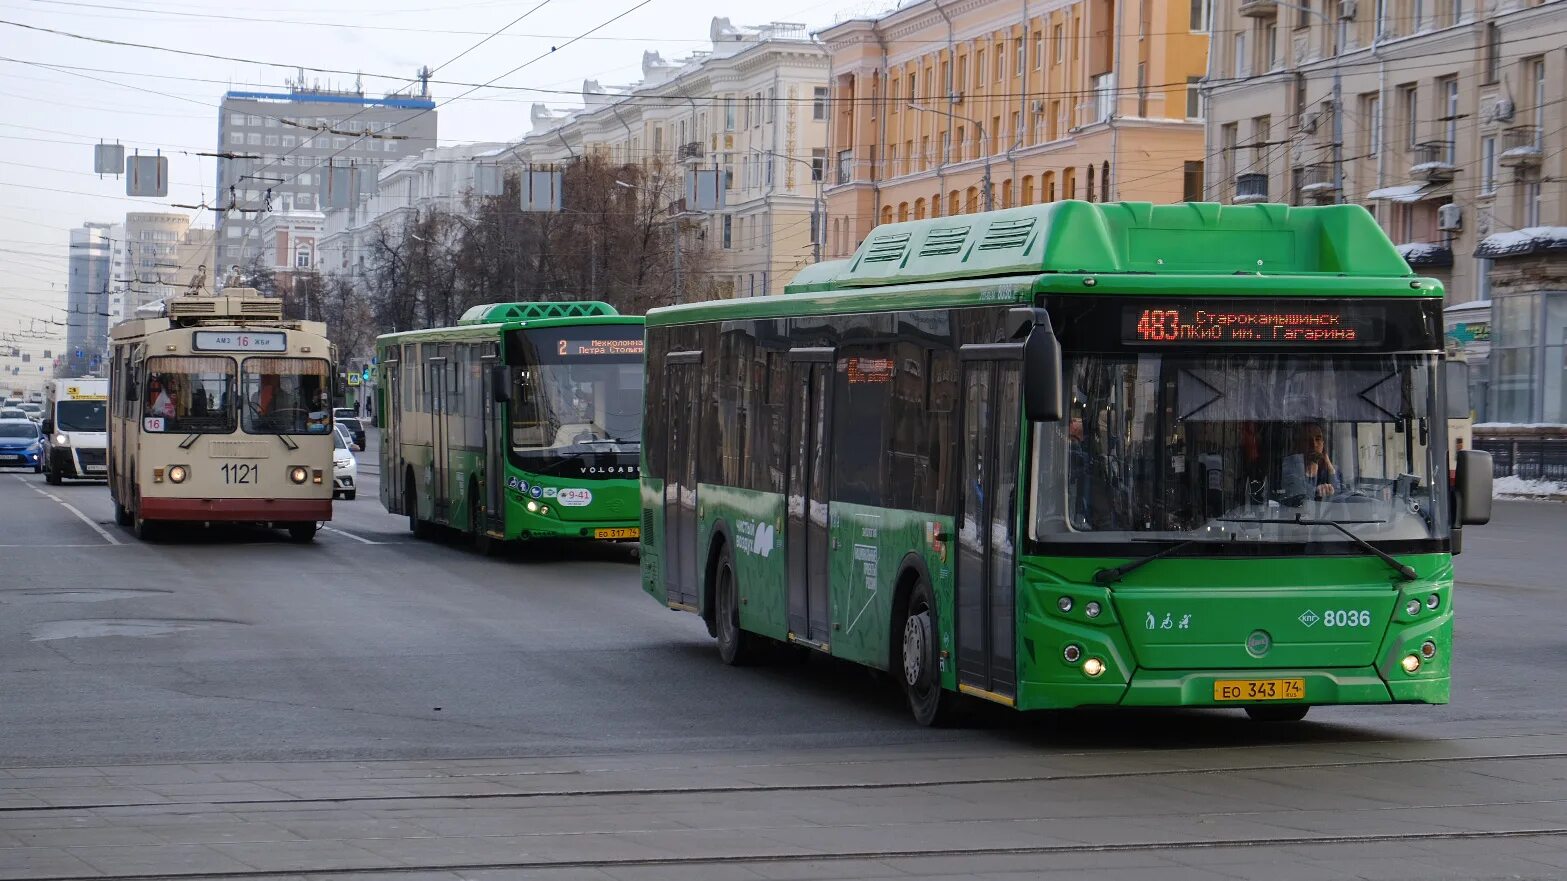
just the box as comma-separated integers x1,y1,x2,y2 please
167,465,188,484
526,500,539,513
1082,658,1106,677
288,466,308,485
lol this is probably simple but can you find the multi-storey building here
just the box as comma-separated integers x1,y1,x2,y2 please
1203,0,1567,422
215,81,437,274
818,0,1210,258
65,222,114,374
512,18,829,297
318,142,507,279
118,213,213,318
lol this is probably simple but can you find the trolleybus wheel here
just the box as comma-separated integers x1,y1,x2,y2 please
132,512,160,542
898,577,965,727
714,543,763,666
1245,705,1310,723
113,500,132,527
287,522,318,543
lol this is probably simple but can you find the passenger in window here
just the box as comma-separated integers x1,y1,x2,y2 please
148,376,176,420
1282,421,1341,501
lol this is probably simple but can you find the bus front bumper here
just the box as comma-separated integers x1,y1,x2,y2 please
1016,667,1448,710
140,497,332,523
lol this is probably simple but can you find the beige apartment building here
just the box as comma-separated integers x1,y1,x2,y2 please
817,0,1210,258
514,18,828,298
1203,0,1567,422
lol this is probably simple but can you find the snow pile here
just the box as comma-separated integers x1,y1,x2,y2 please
1474,226,1567,258
1494,474,1567,499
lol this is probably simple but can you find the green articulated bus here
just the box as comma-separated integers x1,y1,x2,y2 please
377,301,644,551
640,200,1494,726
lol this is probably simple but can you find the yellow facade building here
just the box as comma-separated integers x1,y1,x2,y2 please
818,0,1210,257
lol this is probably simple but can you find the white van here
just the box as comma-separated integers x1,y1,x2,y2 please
41,378,108,483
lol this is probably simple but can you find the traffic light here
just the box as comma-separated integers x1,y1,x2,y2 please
361,366,371,382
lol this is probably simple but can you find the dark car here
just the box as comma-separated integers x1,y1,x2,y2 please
337,417,366,450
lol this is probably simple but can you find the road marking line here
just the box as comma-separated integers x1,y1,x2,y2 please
12,476,121,545
321,525,382,545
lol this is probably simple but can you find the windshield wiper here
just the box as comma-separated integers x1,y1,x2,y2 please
1094,537,1227,586
1217,515,1417,582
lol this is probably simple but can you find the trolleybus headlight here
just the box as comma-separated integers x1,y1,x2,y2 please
1062,644,1082,663
288,466,308,485
167,465,188,484
1420,639,1437,660
1426,593,1440,610
1400,654,1422,674
54,433,68,446
1057,596,1073,613
1085,601,1102,618
1405,599,1421,616
1082,658,1106,677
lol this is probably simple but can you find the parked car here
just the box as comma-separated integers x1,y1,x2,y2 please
337,416,366,450
0,420,43,472
332,428,357,501
333,407,358,421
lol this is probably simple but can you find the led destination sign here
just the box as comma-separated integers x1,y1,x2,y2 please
555,337,645,358
1123,305,1384,346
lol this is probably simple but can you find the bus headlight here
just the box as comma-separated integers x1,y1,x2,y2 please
1082,658,1106,677
54,433,69,446
1085,601,1102,618
288,466,308,484
1405,599,1421,616
167,465,188,484
1400,654,1422,674
1426,593,1440,610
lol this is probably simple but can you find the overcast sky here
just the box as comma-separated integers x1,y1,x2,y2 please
0,0,892,349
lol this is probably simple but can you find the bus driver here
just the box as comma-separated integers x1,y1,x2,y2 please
1282,421,1342,500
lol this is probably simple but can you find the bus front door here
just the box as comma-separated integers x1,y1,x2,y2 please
787,350,833,648
428,357,450,521
662,354,702,608
480,346,504,535
955,357,1022,702
384,355,402,513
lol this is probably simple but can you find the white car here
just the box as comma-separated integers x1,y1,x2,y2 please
0,408,27,422
16,402,43,423
332,428,357,501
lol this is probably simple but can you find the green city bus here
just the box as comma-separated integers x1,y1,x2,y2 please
639,201,1493,725
377,301,644,551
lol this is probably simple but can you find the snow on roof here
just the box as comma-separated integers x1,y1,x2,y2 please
1395,242,1453,266
1474,226,1567,258
1368,183,1432,202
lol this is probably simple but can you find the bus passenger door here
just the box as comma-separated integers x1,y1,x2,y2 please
955,356,1022,702
480,346,504,534
662,353,701,608
786,349,833,647
428,357,450,521
383,356,402,513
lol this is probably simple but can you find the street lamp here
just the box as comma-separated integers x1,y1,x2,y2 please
748,148,825,264
906,101,994,212
1264,0,1345,205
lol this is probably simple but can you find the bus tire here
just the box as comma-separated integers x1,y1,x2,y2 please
897,576,965,727
406,468,431,539
470,483,496,557
287,522,318,543
714,542,764,666
1245,705,1310,723
133,511,160,542
113,500,132,527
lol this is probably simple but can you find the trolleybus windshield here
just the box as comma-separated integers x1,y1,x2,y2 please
1033,353,1447,551
240,357,333,435
505,326,643,478
143,356,236,433
55,400,105,432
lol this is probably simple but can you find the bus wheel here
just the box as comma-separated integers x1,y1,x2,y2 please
899,577,964,727
113,500,132,527
287,522,318,543
714,544,763,666
133,512,160,542
1245,705,1310,723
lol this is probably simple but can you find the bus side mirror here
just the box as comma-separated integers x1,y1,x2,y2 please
1023,324,1064,423
491,366,511,403
1444,360,1471,420
1455,449,1493,526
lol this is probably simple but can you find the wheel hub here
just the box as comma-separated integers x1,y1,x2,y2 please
902,612,931,688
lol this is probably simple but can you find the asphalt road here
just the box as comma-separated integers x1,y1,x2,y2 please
1,440,1564,880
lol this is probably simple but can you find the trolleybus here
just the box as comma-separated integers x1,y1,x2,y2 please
108,290,337,542
640,201,1493,725
376,301,644,551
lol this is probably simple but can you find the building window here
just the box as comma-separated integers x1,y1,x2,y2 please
1412,0,1426,31
812,87,828,121
837,149,853,183
1365,94,1381,157
1531,56,1546,139
722,214,732,249
975,50,986,85
766,88,775,124
1183,160,1205,200
725,96,736,130
1033,31,1042,69
1481,136,1496,194
1191,0,1209,30
1400,85,1418,149
996,42,1005,81
1187,77,1203,118
1234,32,1249,78
1523,179,1542,227
1483,23,1500,84
1296,0,1312,28
1093,73,1116,121
1136,63,1148,117
1015,36,1024,76
1263,21,1277,70
1441,77,1459,163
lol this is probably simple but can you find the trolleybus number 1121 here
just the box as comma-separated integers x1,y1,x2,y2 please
221,463,258,484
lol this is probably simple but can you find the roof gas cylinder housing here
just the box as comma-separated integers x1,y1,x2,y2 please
458,301,619,325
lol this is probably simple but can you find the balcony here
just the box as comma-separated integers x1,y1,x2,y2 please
1239,0,1279,17
1234,172,1269,204
1410,141,1457,182
1499,125,1543,170
1298,164,1339,204
676,142,704,161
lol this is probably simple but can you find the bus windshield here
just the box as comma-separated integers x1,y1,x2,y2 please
242,358,332,435
506,326,643,478
55,400,105,432
144,356,236,433
1032,353,1448,549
